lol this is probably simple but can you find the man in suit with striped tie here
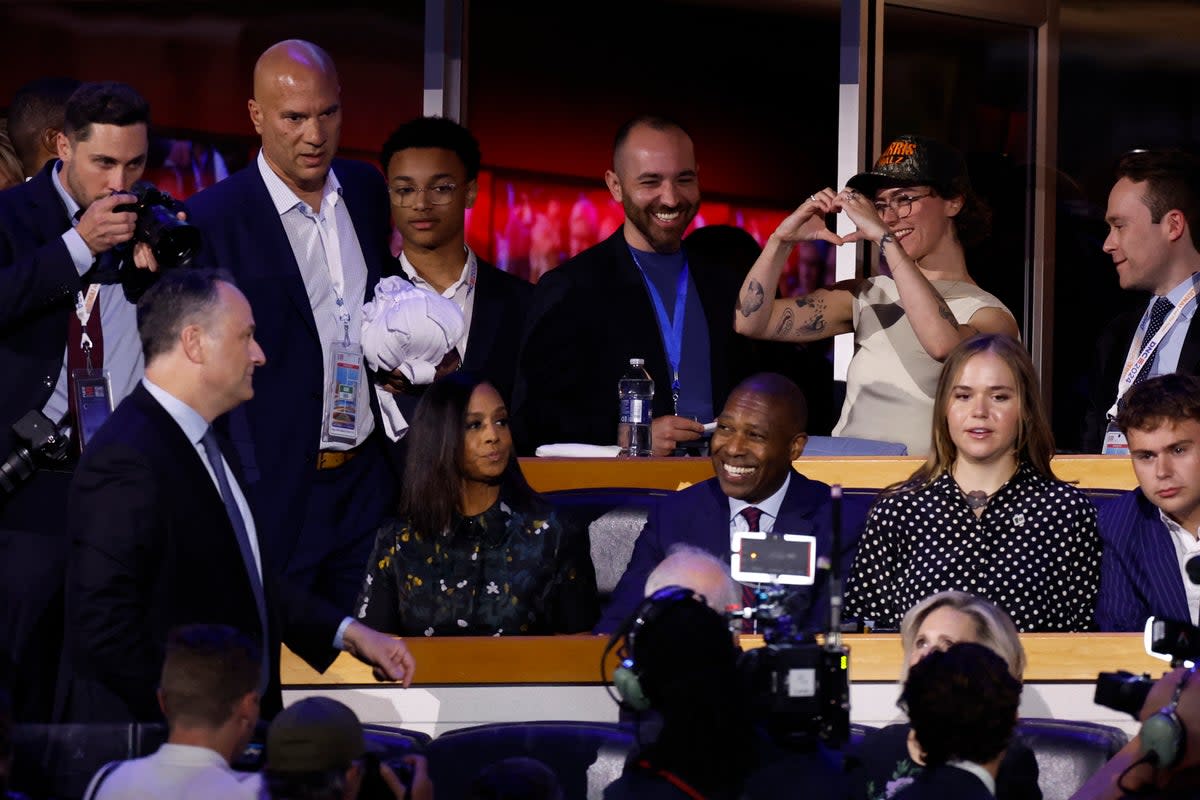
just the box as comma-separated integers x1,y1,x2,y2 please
596,372,867,633
59,269,414,723
1097,372,1200,631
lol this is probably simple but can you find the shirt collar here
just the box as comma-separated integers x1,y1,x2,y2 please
398,246,475,293
1161,508,1200,542
142,377,211,446
946,760,997,796
256,149,341,216
1162,272,1200,314
728,472,792,523
50,160,81,222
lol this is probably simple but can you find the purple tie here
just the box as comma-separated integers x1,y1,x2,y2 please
740,506,763,532
739,507,763,622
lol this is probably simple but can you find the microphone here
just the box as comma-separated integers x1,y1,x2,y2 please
827,484,844,649
1187,554,1200,585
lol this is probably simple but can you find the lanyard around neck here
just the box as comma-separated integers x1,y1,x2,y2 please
629,248,688,413
1107,282,1199,419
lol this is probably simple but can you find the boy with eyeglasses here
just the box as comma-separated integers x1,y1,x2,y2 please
379,116,531,409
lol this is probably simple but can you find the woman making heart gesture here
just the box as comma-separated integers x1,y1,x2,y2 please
733,135,1019,455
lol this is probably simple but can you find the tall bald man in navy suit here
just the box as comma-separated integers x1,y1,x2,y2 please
187,40,397,615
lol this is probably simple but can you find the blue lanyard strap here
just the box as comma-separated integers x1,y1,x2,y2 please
629,249,688,413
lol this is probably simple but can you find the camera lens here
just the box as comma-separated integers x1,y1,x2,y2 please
139,205,201,268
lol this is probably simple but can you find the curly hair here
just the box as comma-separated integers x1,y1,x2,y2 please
900,642,1021,766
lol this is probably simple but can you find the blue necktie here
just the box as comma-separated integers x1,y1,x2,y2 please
200,426,270,693
1134,296,1174,386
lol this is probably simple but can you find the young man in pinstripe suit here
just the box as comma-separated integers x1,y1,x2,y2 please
1097,373,1200,630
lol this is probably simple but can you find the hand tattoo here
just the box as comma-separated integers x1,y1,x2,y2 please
738,280,765,317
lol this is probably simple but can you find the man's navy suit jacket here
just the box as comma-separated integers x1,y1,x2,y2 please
596,472,866,633
1082,308,1200,452
1096,487,1193,631
59,384,342,722
185,158,394,565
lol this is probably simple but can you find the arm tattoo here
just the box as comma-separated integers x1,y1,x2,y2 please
794,296,827,336
776,307,794,337
738,279,765,317
938,302,956,328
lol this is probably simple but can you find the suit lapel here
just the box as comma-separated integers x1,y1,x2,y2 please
463,262,500,372
1179,311,1200,375
774,472,823,534
1140,500,1192,621
240,169,321,340
29,162,73,241
701,479,736,557
336,163,384,299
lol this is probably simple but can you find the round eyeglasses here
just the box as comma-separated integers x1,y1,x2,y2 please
872,191,932,219
390,183,458,208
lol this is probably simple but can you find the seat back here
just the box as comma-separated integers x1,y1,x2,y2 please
544,488,670,599
1015,717,1129,800
802,436,909,456
424,720,635,800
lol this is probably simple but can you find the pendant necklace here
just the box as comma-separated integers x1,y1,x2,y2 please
954,464,1018,511
960,486,998,511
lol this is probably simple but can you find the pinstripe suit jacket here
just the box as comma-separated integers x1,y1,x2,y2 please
1096,488,1191,631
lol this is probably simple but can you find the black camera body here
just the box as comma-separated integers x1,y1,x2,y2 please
1095,670,1156,720
0,410,72,495
1092,616,1200,720
113,182,201,269
358,751,415,799
733,586,851,751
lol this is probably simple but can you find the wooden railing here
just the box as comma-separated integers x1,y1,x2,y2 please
518,455,1136,493
283,632,1162,686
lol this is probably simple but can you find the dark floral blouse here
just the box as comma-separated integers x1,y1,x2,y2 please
353,490,599,636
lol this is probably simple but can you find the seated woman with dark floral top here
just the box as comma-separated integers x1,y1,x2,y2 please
354,371,599,636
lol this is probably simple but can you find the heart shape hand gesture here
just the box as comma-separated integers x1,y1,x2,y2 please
775,186,891,247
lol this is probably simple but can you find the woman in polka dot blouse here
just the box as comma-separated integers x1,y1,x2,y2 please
845,333,1100,632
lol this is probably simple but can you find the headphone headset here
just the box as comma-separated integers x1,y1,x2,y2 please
602,586,700,712
1140,665,1197,768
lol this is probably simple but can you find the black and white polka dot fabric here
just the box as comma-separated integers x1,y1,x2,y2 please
845,462,1101,632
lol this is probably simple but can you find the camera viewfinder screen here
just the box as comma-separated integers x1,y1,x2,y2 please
731,532,817,586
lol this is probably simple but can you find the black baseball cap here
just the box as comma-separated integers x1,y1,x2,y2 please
847,134,970,196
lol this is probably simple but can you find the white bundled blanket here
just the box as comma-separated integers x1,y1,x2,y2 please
361,276,464,440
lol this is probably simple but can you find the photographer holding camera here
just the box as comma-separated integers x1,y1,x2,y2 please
603,586,847,799
0,80,180,721
261,697,430,800
1076,666,1200,800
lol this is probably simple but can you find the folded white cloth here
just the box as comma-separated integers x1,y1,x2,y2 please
534,443,623,458
361,276,465,441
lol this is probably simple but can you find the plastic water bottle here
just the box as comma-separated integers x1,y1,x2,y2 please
618,358,654,457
